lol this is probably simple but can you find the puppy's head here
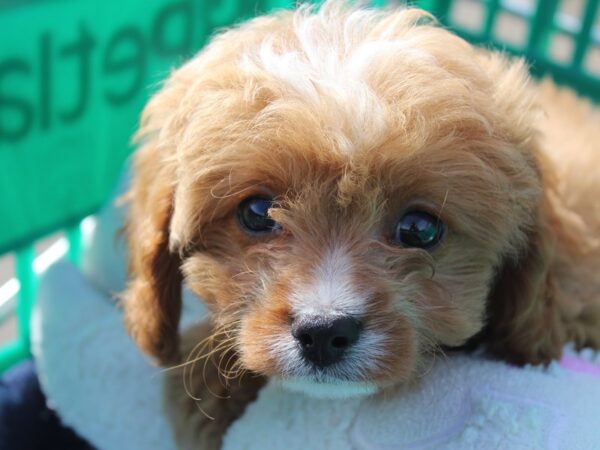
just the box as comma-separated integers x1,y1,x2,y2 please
123,3,566,395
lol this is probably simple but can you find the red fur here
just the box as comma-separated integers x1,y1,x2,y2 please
121,3,600,447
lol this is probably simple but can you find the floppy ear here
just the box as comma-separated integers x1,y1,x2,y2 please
121,141,183,366
484,161,589,365
469,51,581,365
121,142,183,366
485,198,563,364
120,62,201,365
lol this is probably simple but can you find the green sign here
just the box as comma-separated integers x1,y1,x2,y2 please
0,0,289,254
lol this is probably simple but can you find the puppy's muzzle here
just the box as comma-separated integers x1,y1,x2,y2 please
291,316,362,368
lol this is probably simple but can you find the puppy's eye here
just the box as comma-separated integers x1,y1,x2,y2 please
238,197,281,234
393,210,444,249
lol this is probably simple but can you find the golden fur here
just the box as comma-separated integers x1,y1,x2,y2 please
121,3,600,448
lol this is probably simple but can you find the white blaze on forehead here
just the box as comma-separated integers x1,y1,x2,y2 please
246,43,388,153
290,246,366,317
238,7,436,151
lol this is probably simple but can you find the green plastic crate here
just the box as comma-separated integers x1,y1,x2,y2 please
1,0,599,373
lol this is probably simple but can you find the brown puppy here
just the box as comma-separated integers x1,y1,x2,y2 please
122,2,600,448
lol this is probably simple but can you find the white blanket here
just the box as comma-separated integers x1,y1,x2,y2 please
31,172,600,450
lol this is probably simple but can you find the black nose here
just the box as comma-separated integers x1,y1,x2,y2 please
292,316,362,368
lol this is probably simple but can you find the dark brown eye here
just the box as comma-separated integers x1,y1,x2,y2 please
393,210,444,249
237,197,281,234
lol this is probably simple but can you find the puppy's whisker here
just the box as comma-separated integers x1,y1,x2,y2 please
192,401,216,421
218,351,243,381
178,324,242,403
161,334,218,374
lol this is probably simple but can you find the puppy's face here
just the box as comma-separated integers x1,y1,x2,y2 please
128,5,546,395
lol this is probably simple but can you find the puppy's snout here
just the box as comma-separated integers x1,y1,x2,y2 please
292,316,362,368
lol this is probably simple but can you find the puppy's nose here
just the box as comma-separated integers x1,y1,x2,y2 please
292,316,362,368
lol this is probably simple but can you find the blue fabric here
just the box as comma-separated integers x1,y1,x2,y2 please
0,360,95,450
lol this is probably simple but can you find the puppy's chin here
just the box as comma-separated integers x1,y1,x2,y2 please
277,376,379,399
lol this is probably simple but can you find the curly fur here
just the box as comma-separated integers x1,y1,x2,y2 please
121,2,600,448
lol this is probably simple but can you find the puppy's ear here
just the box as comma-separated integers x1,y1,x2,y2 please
486,199,563,364
485,161,587,365
120,64,201,365
471,52,576,365
121,140,183,366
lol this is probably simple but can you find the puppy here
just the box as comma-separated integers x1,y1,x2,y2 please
122,2,600,448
